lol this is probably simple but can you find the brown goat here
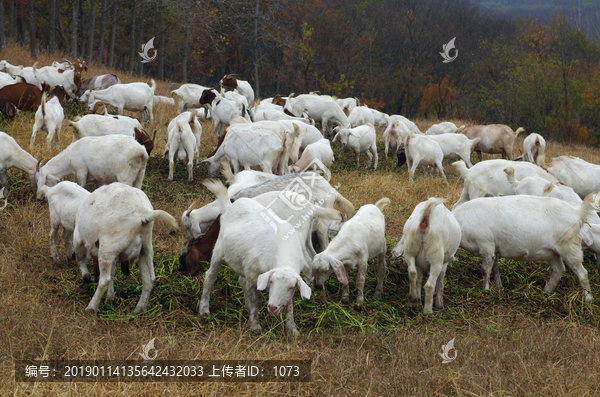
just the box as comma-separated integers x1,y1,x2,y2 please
134,128,156,155
70,61,88,96
89,101,107,114
272,95,287,107
179,215,221,275
220,75,238,90
0,83,42,111
464,124,525,161
49,85,71,104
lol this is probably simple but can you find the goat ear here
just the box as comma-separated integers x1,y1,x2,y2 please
330,258,348,285
257,270,275,291
296,276,312,300
332,132,340,142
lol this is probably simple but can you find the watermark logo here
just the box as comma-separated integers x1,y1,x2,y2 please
439,338,457,364
592,192,600,211
139,338,158,363
138,37,157,63
440,37,458,63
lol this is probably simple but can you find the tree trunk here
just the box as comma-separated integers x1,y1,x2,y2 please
71,0,78,58
98,0,107,64
253,0,259,99
17,1,24,44
57,6,71,54
8,0,14,42
182,0,190,83
49,0,56,53
28,0,36,58
87,0,96,63
108,0,117,67
0,0,5,49
137,0,145,76
79,0,86,58
158,0,164,80
128,0,137,73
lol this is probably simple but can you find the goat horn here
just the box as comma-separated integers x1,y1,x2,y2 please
36,158,44,173
152,130,157,143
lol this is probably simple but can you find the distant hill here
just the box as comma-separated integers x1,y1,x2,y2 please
472,0,587,21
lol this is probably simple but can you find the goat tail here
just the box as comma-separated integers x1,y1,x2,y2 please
143,210,179,229
334,193,356,217
418,197,447,234
41,91,47,119
452,160,469,179
220,158,235,185
515,127,525,136
375,197,391,212
202,179,231,212
149,78,157,93
503,167,517,186
456,124,467,134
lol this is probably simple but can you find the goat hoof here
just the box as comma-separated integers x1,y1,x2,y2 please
408,299,419,309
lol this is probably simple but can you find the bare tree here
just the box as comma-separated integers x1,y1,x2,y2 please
128,0,137,73
137,0,145,76
29,0,36,58
98,0,108,64
8,0,14,42
182,0,191,82
72,0,79,58
87,0,97,63
0,0,5,49
158,0,165,80
57,0,71,54
48,0,57,53
108,0,118,67
79,0,86,57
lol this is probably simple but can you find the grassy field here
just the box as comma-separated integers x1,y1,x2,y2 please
2,45,600,396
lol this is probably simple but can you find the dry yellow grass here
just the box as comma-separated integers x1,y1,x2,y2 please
2,44,600,396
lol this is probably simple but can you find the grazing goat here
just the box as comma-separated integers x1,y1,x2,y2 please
36,135,148,193
0,131,38,189
166,119,197,181
383,117,414,156
198,196,336,336
78,73,121,99
220,74,255,108
34,60,87,98
199,89,249,138
73,183,178,313
179,215,221,276
37,181,90,264
404,134,447,184
452,194,595,302
348,106,375,128
290,139,334,176
391,198,461,313
165,110,202,163
517,133,546,166
284,93,350,138
171,83,212,114
425,122,466,135
333,124,378,169
425,133,481,168
452,159,559,209
313,198,389,304
31,92,65,150
464,124,524,161
88,79,156,124
0,82,42,111
199,122,299,177
545,156,600,199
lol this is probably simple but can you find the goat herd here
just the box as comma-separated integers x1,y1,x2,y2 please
1,58,600,337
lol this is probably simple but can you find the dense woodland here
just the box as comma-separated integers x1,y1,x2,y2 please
1,0,600,144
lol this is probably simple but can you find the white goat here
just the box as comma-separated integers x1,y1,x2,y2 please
425,122,466,135
284,93,350,137
199,122,299,177
0,131,38,189
0,60,24,77
312,198,389,304
220,75,255,108
198,195,340,336
383,117,414,156
518,133,546,166
370,108,390,128
348,106,375,128
452,194,596,302
425,133,480,168
171,83,212,114
153,95,175,106
391,198,461,313
277,120,324,151
404,134,447,184
290,139,334,175
253,101,314,125
166,119,197,181
67,114,142,141
88,80,156,124
333,124,378,169
165,110,202,163
199,89,250,138
73,183,178,313
546,156,600,199
37,181,90,264
0,71,16,89
35,135,148,193
31,92,65,150
452,159,558,209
